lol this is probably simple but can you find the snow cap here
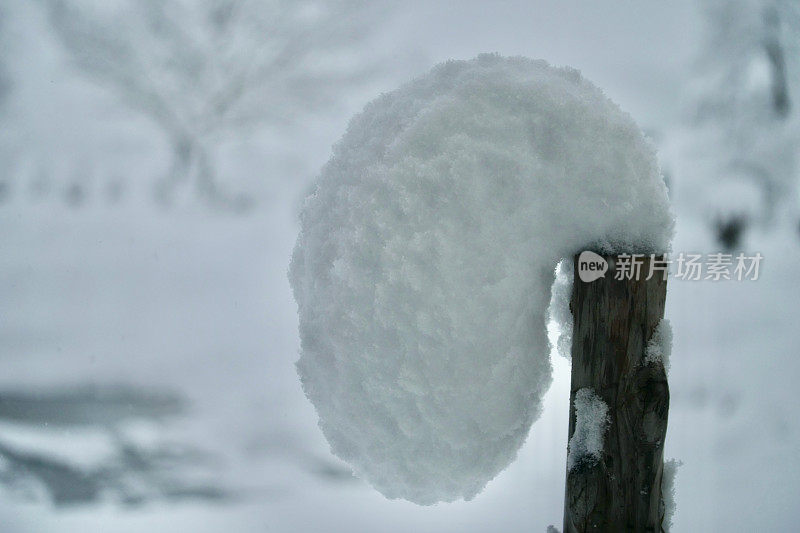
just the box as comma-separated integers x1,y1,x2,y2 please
290,54,673,505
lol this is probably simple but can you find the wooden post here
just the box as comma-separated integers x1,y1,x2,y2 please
563,254,669,532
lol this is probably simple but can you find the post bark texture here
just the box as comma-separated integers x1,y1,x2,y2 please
563,255,669,532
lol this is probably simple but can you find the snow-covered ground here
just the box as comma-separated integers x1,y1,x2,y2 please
2,1,800,531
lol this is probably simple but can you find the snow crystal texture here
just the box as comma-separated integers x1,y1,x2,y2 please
645,318,672,372
290,54,673,504
567,388,609,471
662,458,682,532
548,259,574,359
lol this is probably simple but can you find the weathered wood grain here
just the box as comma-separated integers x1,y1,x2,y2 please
563,254,670,533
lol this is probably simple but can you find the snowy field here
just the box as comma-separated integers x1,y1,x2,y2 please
2,1,800,531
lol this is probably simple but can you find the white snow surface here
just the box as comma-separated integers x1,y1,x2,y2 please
566,388,609,471
289,54,673,504
645,318,673,371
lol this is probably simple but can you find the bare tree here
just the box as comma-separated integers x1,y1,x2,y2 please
690,0,800,242
43,0,383,208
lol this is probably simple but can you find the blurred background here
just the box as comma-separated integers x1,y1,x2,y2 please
1,1,799,531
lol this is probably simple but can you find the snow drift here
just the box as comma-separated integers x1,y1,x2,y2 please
289,54,673,504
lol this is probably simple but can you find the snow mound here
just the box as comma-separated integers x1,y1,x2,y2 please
289,54,673,504
567,388,609,471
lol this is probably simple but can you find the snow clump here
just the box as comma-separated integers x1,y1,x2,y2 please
289,54,673,504
662,458,682,532
645,318,673,372
566,388,610,471
547,259,574,359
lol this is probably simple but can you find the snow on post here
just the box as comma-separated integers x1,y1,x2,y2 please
645,318,673,371
661,458,682,532
566,388,609,472
290,54,673,505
